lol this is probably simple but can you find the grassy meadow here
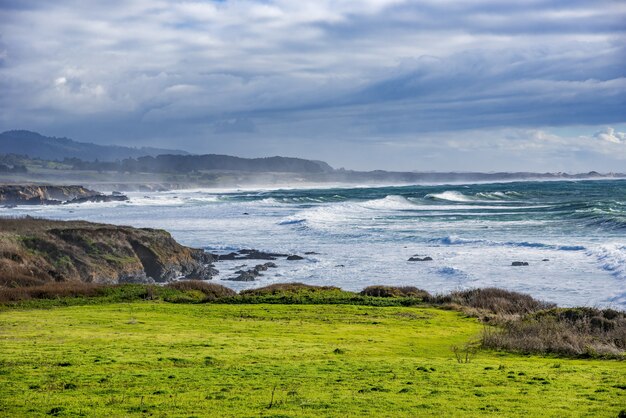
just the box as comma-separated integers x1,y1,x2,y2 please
1,300,625,417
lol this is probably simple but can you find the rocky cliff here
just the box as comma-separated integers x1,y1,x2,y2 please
0,218,216,286
0,184,127,205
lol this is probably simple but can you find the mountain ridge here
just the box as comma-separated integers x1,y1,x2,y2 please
0,130,190,162
0,130,623,185
0,130,334,174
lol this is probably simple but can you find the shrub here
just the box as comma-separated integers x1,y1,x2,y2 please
431,288,555,316
482,307,626,358
239,282,340,296
0,274,47,288
166,280,236,300
0,281,105,302
360,285,430,299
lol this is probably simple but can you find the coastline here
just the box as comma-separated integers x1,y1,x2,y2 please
2,179,625,309
1,216,624,416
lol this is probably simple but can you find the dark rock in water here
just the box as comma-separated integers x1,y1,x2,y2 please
254,262,277,272
227,271,257,281
231,264,247,270
214,252,239,260
243,212,249,215
181,263,219,280
226,262,277,281
512,261,529,266
408,256,433,262
211,249,291,261
239,249,289,260
287,255,304,261
63,194,129,204
305,251,320,255
243,252,278,260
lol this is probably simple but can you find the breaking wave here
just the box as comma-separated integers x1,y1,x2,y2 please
425,191,474,202
587,244,626,280
431,235,586,251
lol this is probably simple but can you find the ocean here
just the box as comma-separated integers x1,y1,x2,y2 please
3,179,625,308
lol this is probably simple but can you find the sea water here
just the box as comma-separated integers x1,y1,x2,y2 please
3,179,625,308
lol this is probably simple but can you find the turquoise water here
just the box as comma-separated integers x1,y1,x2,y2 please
4,179,625,307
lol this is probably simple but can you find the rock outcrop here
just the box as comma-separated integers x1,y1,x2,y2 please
225,262,277,281
209,249,294,261
0,218,216,286
0,184,128,205
408,256,433,262
63,194,129,204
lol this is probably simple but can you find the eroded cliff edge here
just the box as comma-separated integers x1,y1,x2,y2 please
0,184,127,205
0,218,216,286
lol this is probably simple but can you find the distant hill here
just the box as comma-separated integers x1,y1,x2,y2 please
0,130,190,161
0,130,335,174
73,154,335,174
145,154,334,173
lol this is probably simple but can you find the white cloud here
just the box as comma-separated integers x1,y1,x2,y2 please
594,127,626,144
0,0,624,171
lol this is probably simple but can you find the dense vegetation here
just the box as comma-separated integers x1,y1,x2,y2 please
67,153,334,174
483,307,626,358
0,130,333,174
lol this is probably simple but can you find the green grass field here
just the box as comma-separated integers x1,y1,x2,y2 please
1,302,624,417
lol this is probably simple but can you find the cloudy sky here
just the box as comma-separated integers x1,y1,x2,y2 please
1,0,625,171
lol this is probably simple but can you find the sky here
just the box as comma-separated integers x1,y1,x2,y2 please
0,0,625,172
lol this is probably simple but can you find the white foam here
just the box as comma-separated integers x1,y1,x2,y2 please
257,197,282,206
475,191,521,200
186,196,222,204
3,185,624,309
425,190,474,202
360,195,418,210
587,244,626,280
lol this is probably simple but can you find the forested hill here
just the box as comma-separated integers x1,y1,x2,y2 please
0,130,333,174
0,130,189,162
71,154,335,174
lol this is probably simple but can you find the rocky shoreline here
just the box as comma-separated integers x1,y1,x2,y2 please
0,216,542,288
0,217,315,286
207,249,308,281
0,184,127,206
